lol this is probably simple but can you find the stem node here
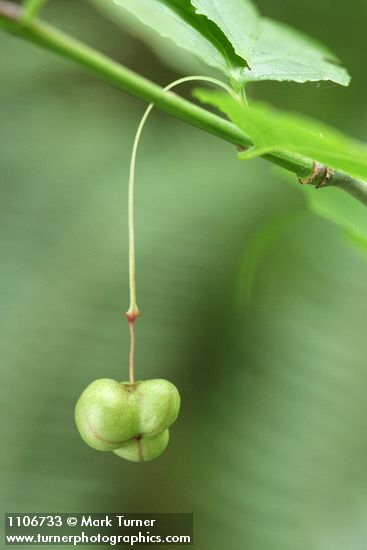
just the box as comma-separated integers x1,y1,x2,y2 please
126,309,141,324
298,161,334,189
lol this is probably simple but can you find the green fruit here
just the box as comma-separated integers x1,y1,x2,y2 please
114,430,169,463
75,379,140,451
75,378,180,461
136,379,181,435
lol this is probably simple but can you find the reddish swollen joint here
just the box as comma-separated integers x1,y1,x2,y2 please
125,310,141,323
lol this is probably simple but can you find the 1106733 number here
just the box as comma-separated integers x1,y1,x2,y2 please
7,515,63,527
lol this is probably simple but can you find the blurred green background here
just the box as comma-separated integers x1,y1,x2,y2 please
1,1,367,549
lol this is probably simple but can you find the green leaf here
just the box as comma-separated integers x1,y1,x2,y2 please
194,90,367,181
110,1,350,88
113,0,245,84
190,0,260,68
89,0,206,74
189,2,348,85
242,18,350,86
